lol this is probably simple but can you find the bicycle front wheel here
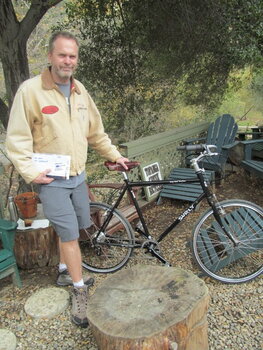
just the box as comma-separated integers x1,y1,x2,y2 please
81,202,134,273
191,200,263,283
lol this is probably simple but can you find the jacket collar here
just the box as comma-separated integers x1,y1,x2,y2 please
41,67,81,94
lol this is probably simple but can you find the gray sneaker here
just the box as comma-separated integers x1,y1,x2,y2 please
71,285,89,327
57,269,94,287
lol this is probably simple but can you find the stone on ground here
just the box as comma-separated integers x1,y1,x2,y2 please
0,329,16,350
24,287,69,319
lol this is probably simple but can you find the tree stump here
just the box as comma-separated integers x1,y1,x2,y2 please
14,226,59,269
228,142,244,165
87,265,209,350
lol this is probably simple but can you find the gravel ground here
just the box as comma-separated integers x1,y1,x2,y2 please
0,170,262,350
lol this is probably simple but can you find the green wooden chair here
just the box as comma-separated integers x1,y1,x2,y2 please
158,114,237,204
158,168,215,204
240,139,263,179
184,114,238,178
0,197,22,288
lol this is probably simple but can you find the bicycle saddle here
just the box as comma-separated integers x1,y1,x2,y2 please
104,161,140,171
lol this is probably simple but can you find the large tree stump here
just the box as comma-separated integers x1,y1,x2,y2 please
87,265,209,350
14,226,59,269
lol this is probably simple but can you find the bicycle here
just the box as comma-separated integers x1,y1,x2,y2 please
80,144,263,284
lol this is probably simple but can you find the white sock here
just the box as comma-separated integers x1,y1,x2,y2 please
73,279,84,288
59,263,67,272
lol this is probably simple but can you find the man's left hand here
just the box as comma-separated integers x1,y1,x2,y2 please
116,157,129,170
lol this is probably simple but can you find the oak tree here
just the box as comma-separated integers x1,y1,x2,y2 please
0,0,63,128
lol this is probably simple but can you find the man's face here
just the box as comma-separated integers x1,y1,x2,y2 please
48,37,79,84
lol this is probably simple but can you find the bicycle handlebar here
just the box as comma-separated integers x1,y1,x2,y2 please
177,144,217,152
104,144,217,173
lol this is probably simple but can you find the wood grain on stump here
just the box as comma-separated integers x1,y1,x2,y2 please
14,226,59,269
87,265,209,350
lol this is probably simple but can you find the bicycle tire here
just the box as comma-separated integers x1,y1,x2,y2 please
191,199,263,283
81,202,134,273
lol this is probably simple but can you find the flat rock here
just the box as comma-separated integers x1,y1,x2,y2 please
0,329,16,350
24,287,69,319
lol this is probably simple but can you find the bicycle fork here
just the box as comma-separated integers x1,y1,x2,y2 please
196,169,240,247
209,196,240,246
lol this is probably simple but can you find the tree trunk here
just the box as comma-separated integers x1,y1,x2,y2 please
87,265,209,350
0,0,63,128
1,41,30,109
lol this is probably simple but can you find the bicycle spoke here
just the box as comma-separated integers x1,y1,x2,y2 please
81,202,134,273
192,200,263,283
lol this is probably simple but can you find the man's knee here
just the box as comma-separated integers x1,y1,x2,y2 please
60,238,80,251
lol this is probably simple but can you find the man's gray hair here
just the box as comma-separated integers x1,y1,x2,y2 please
48,31,79,52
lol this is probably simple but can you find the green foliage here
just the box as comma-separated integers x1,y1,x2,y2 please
60,0,178,138
61,0,263,139
217,67,263,126
126,0,263,109
251,68,263,112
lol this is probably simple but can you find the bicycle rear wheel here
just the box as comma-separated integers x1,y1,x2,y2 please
191,200,263,283
81,202,134,273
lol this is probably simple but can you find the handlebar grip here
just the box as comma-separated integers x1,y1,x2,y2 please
177,144,206,152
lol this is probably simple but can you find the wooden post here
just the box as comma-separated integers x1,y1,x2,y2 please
87,265,210,350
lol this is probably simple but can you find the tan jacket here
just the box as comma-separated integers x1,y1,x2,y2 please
6,68,121,183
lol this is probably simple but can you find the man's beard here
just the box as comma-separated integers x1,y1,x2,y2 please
56,67,74,80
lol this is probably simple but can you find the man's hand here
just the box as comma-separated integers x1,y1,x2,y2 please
32,169,54,184
116,157,129,170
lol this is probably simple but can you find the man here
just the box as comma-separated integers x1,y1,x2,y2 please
6,31,128,327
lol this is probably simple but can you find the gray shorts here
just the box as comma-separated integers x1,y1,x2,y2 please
38,181,91,242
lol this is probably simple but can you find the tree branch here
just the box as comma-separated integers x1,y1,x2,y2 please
19,0,63,42
0,0,19,48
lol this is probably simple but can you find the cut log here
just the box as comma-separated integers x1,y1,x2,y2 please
87,265,210,350
228,142,244,165
14,226,59,269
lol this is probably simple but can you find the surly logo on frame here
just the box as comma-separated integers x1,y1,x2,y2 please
178,204,195,221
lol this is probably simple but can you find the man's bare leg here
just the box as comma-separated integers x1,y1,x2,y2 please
59,238,90,327
57,238,94,288
59,238,82,283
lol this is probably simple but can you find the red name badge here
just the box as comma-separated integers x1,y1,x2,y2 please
41,106,59,114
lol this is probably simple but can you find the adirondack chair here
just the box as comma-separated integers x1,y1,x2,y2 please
0,219,22,287
184,114,238,178
240,139,263,179
0,195,22,287
158,114,237,204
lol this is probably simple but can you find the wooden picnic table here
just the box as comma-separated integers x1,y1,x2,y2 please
237,125,263,141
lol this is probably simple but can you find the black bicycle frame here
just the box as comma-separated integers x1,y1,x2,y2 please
94,167,239,253
97,175,208,244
